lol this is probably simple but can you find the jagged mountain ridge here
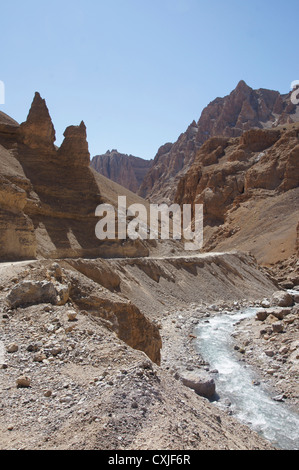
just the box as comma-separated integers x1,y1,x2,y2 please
138,80,299,203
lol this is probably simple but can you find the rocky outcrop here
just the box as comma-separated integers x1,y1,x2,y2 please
244,128,299,192
0,111,19,127
76,293,162,365
54,261,162,365
58,122,90,167
0,111,19,145
175,127,297,224
0,93,152,260
139,81,299,203
180,370,216,398
0,138,37,260
6,276,70,309
175,123,299,264
91,150,152,193
14,94,105,258
18,92,56,150
6,280,58,308
271,291,294,308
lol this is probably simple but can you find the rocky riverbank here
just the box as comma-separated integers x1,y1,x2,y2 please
0,291,273,451
0,256,278,450
232,290,299,407
159,288,299,445
160,298,260,398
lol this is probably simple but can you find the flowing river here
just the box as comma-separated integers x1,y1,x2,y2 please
195,307,299,450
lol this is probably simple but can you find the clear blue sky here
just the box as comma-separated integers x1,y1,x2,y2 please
1,0,298,160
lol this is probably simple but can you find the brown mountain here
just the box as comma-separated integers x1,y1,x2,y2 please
139,80,299,203
175,123,299,265
91,150,153,193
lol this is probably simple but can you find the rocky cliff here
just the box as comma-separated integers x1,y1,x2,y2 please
175,123,299,265
0,93,152,260
139,81,299,203
0,111,37,260
91,150,152,193
0,254,277,451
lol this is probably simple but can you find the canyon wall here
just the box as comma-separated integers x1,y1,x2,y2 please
175,124,299,265
0,94,152,261
91,150,152,193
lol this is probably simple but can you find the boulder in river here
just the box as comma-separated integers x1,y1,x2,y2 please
271,291,294,308
180,370,216,398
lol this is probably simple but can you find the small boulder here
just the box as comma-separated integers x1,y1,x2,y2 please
6,343,18,353
180,370,216,398
264,350,275,357
67,310,77,322
50,347,62,357
271,291,294,308
256,309,268,321
33,353,46,363
16,376,31,388
279,346,289,355
261,299,270,308
279,281,294,290
50,263,63,280
272,321,284,334
266,308,292,320
6,281,57,309
55,283,70,306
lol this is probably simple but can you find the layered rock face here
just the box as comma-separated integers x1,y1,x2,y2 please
58,122,90,167
15,93,104,259
175,123,299,264
91,150,153,193
139,81,299,203
0,113,36,260
0,93,150,260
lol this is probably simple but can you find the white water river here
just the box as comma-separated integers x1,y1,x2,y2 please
195,307,299,450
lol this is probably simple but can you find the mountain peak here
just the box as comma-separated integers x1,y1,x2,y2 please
18,92,56,149
139,82,298,203
235,80,251,91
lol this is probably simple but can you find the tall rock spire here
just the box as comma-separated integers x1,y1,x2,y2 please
57,121,90,166
18,92,56,149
